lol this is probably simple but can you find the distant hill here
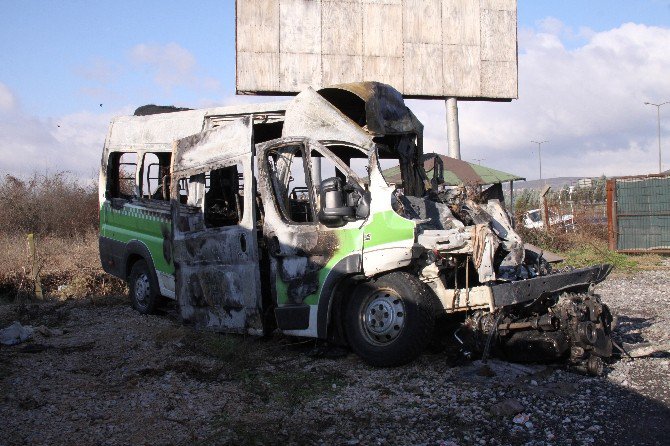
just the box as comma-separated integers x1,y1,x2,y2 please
515,172,670,192
514,177,585,191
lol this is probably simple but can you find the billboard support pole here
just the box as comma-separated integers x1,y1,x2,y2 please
311,157,322,189
446,98,461,159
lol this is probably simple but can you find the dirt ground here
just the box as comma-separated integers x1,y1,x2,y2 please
1,266,669,446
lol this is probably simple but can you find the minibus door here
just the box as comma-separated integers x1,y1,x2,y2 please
170,118,264,334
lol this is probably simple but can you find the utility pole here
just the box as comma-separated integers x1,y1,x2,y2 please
531,140,548,182
644,101,669,174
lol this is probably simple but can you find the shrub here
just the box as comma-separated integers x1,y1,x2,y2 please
0,172,99,237
0,171,126,300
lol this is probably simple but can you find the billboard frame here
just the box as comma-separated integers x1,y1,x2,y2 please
235,0,518,101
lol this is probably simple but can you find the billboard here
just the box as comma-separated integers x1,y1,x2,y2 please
236,0,518,100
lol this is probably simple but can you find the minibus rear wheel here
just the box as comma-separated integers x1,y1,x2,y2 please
128,260,159,314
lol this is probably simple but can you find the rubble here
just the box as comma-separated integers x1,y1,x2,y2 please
512,412,530,424
34,325,64,337
622,341,670,358
490,398,524,417
0,321,33,346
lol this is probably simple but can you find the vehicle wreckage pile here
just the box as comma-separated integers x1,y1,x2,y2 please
392,184,614,376
96,81,616,373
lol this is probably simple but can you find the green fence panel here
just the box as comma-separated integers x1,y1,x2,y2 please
615,176,670,251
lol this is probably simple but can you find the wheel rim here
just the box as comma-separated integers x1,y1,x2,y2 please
134,273,150,308
361,289,405,345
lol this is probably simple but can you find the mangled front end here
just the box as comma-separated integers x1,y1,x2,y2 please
295,82,615,373
399,190,614,375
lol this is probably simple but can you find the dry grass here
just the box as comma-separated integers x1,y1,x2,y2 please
516,222,608,253
0,231,126,301
0,172,125,301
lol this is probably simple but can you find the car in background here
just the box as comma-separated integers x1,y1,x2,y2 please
523,208,575,231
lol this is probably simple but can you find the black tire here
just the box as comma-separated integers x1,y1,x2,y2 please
128,260,159,314
344,271,440,367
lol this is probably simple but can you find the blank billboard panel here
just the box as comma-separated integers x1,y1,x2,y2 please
236,0,518,100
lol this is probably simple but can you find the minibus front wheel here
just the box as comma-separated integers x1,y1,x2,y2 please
344,271,440,367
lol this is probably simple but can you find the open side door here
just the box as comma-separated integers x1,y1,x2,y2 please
170,117,263,333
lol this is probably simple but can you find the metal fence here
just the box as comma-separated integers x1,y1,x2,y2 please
607,174,670,253
508,185,609,231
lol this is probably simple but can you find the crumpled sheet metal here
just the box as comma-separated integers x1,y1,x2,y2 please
171,116,253,180
472,223,499,282
106,109,208,153
282,87,374,150
318,81,424,137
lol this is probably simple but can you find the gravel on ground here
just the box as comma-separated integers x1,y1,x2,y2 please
1,264,669,446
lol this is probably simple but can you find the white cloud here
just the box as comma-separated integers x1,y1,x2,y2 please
0,82,130,180
0,45,223,180
410,22,670,179
130,43,218,91
76,57,120,84
0,112,114,181
534,17,595,44
0,89,284,181
193,92,286,111
0,82,16,112
4,23,670,183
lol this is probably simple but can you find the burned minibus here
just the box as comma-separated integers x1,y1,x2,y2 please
99,82,614,374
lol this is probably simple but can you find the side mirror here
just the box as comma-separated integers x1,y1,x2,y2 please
343,178,370,220
355,191,370,219
318,177,354,227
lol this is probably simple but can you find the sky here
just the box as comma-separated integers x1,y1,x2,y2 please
1,0,670,181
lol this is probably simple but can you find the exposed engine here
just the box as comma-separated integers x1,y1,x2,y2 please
460,291,614,376
393,185,615,375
